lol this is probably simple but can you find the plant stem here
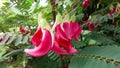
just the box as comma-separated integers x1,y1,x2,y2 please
50,0,56,23
60,55,68,68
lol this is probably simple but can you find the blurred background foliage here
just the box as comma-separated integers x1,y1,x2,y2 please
0,0,120,68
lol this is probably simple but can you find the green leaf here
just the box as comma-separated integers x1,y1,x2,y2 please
22,35,29,44
76,13,84,21
72,40,86,48
27,2,37,13
38,13,51,30
27,56,62,68
83,32,115,45
10,6,22,15
64,0,72,6
70,14,76,22
48,51,60,62
55,13,63,24
0,49,23,62
15,34,23,46
63,13,70,22
0,34,9,46
40,19,51,30
0,46,9,58
6,34,16,45
10,0,34,14
69,46,120,68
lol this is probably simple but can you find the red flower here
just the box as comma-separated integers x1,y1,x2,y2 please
19,26,30,34
82,0,90,8
82,20,95,30
52,22,82,54
116,7,120,12
109,8,116,15
30,26,42,47
24,21,82,57
87,23,95,30
24,26,52,57
52,41,77,54
55,22,82,41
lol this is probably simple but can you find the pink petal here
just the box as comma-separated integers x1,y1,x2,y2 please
24,29,52,57
52,41,77,54
52,22,81,55
60,22,82,41
55,24,69,41
30,26,42,47
55,36,72,51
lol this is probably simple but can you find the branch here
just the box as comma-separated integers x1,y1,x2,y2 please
50,0,56,23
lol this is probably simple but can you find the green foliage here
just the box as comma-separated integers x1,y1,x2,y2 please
83,32,116,45
0,0,120,68
0,46,9,58
0,33,30,46
10,0,35,14
69,46,120,68
27,56,63,68
48,51,61,62
0,33,30,67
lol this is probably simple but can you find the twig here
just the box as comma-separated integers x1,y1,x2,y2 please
50,0,56,23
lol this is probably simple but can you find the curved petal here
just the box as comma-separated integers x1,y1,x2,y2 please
24,29,52,57
60,22,82,41
52,22,81,55
73,27,82,41
52,41,77,54
55,35,72,51
30,26,42,47
55,24,69,41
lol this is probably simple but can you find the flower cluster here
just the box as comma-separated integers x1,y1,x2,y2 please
24,21,82,57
